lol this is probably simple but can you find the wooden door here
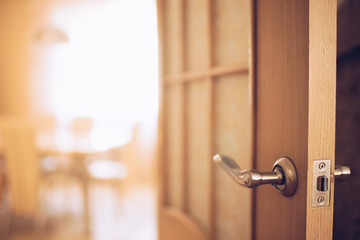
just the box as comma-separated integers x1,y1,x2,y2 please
157,0,337,239
255,0,337,239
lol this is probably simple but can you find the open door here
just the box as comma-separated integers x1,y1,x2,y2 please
157,0,338,239
255,0,337,239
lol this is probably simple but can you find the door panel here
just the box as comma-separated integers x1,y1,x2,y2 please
163,0,183,75
158,0,252,239
165,85,185,209
214,74,252,240
186,80,211,229
255,0,309,239
213,0,249,65
185,0,208,71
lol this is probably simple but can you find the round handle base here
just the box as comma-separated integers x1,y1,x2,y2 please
272,157,298,197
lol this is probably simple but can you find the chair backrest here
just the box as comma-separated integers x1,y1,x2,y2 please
0,117,39,216
71,118,93,134
32,115,57,132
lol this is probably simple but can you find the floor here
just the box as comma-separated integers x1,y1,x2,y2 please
2,181,157,240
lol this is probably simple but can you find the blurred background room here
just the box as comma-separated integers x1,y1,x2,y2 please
0,0,158,239
1,0,359,240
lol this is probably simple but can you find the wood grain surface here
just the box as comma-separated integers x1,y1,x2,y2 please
306,0,337,239
255,0,336,239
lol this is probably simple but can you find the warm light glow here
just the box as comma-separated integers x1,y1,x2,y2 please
34,0,158,128
90,127,133,151
30,0,158,156
87,160,128,179
8,1,159,239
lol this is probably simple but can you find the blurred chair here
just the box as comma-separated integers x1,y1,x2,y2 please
0,118,40,218
71,118,94,157
82,148,128,224
31,115,66,173
84,124,135,184
71,117,93,135
63,118,132,233
37,117,94,233
68,117,93,234
0,116,81,231
82,127,135,217
31,115,57,132
85,146,128,189
32,115,74,178
31,115,57,155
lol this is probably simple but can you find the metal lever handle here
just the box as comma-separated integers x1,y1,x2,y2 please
213,154,298,197
334,165,351,181
213,154,283,187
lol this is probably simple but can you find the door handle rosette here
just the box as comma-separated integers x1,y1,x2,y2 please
213,154,298,197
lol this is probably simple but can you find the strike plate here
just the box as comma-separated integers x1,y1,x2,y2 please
312,160,331,207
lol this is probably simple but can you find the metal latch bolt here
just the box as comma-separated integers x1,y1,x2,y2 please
312,160,351,207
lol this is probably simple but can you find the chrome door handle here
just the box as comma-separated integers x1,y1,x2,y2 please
213,154,298,197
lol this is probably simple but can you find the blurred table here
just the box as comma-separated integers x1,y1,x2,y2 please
35,127,132,155
35,128,100,234
36,130,96,156
34,127,132,234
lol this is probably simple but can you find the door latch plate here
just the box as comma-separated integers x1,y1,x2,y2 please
312,160,331,207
